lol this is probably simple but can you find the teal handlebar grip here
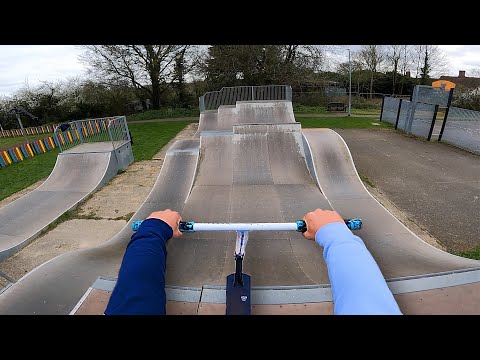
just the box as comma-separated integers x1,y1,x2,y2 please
296,218,362,232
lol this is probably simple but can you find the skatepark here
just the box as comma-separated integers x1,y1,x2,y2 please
0,85,479,315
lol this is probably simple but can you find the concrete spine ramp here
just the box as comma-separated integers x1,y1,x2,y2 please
167,123,331,287
195,100,295,136
0,141,133,261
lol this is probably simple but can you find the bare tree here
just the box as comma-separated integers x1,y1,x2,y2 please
396,45,415,95
386,45,403,94
79,45,195,109
413,45,449,80
283,45,325,72
468,67,480,77
358,45,385,98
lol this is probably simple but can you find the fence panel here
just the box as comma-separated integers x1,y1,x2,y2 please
409,103,437,138
397,100,413,131
441,107,480,154
412,85,450,107
54,116,130,153
382,96,401,125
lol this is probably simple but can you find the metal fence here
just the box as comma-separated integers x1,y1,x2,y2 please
199,85,292,111
396,100,413,132
409,102,438,139
54,116,130,153
381,98,439,140
412,85,451,107
381,96,401,125
439,107,480,154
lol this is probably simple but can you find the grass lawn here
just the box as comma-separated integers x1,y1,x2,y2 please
352,109,381,115
0,133,54,148
127,108,199,121
0,122,191,201
293,105,328,114
455,246,480,260
0,149,59,201
122,121,191,160
297,116,392,129
293,105,380,116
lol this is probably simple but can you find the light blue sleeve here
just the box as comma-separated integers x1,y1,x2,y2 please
315,222,402,315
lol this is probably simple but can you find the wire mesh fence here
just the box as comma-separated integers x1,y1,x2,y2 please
54,116,130,153
440,107,480,154
381,97,401,125
199,85,292,111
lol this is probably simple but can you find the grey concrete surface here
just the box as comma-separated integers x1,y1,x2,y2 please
335,128,480,251
167,124,331,287
0,141,133,261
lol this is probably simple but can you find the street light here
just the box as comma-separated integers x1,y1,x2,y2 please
347,48,352,117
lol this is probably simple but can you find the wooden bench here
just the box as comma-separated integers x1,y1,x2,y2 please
326,102,347,112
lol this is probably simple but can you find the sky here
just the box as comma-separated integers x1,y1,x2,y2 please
0,45,479,97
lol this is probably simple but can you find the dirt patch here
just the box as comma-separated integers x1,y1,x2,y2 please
76,161,161,219
0,123,197,289
363,182,446,251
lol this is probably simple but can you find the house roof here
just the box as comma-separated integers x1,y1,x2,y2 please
433,75,480,90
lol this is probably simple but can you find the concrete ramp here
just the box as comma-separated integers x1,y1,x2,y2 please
0,141,133,261
0,140,198,314
166,123,331,287
195,100,294,136
195,110,219,137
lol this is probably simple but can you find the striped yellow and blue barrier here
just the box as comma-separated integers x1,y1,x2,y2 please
0,123,58,139
0,117,123,168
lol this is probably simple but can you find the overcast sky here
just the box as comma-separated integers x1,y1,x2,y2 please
1,45,479,97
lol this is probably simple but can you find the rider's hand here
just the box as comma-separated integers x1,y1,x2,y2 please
302,208,344,240
147,209,183,238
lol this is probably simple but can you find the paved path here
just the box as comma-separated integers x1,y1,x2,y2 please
336,128,480,252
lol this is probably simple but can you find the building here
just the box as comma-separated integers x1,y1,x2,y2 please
432,70,480,91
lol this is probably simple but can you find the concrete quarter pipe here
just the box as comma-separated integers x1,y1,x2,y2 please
1,100,479,314
0,141,133,262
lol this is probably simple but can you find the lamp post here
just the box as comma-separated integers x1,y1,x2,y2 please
347,48,352,117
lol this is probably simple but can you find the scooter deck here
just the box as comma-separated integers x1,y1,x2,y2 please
226,273,251,315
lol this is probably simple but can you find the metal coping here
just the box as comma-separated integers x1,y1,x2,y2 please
89,268,480,305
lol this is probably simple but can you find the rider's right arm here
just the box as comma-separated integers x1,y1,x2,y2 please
315,222,402,315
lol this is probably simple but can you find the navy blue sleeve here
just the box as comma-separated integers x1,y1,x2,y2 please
105,218,173,315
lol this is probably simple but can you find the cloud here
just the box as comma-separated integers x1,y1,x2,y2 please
438,45,480,76
0,45,87,96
